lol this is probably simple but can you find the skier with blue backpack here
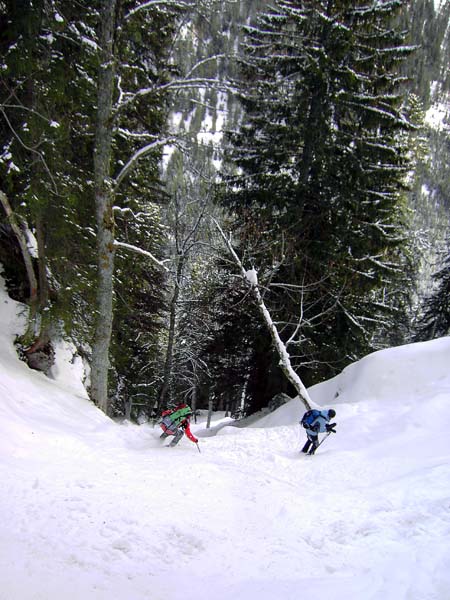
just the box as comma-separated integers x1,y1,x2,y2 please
300,408,336,455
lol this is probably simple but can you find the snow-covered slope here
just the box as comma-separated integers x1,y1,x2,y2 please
0,276,450,600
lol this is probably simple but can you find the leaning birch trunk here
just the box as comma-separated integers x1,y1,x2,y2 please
250,281,312,410
0,190,39,339
214,219,312,411
90,0,117,414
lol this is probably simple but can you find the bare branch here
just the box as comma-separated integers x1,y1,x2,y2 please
113,137,176,189
0,107,58,193
115,73,235,115
114,240,170,271
125,0,195,20
184,54,226,79
116,128,161,141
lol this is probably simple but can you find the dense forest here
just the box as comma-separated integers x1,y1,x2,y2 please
0,0,449,420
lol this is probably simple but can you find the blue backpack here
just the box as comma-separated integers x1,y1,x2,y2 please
301,409,321,429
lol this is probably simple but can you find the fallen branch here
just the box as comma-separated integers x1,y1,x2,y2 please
114,240,170,272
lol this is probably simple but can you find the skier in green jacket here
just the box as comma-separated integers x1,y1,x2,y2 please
159,403,199,447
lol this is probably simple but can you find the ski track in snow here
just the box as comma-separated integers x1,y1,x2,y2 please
2,413,450,600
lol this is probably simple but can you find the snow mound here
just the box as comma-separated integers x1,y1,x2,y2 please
314,337,450,406
252,336,450,429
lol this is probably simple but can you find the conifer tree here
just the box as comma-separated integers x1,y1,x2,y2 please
89,0,185,414
221,0,416,394
0,1,175,410
415,242,450,340
0,0,98,365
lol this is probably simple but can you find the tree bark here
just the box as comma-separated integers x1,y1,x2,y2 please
0,195,54,372
191,383,197,422
206,399,213,429
35,213,49,313
23,213,54,373
0,190,39,337
90,0,117,414
159,253,186,408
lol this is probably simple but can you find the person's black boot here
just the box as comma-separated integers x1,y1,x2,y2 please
301,441,311,454
308,443,318,455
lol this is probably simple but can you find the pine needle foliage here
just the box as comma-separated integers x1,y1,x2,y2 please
220,0,416,389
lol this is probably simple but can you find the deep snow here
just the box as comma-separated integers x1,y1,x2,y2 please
0,275,450,600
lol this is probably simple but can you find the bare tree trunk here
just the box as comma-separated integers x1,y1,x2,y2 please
191,383,197,422
239,373,249,417
0,190,39,337
90,0,117,414
124,399,132,421
22,213,55,373
35,213,49,314
206,398,213,429
1,192,55,372
159,253,186,408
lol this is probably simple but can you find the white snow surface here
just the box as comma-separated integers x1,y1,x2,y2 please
245,267,258,286
425,102,449,131
1,275,450,600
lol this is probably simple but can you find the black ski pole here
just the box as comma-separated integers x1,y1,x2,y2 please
316,431,331,449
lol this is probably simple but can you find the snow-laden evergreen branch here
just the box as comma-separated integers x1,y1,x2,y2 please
183,54,227,80
0,107,58,193
112,206,155,220
114,241,170,272
115,128,162,141
212,217,313,410
125,0,195,20
113,137,176,189
115,70,236,115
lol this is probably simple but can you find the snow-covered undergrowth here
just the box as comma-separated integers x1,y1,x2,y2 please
0,275,449,600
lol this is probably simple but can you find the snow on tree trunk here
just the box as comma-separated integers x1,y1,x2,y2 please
90,0,117,414
0,194,54,372
239,373,249,416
